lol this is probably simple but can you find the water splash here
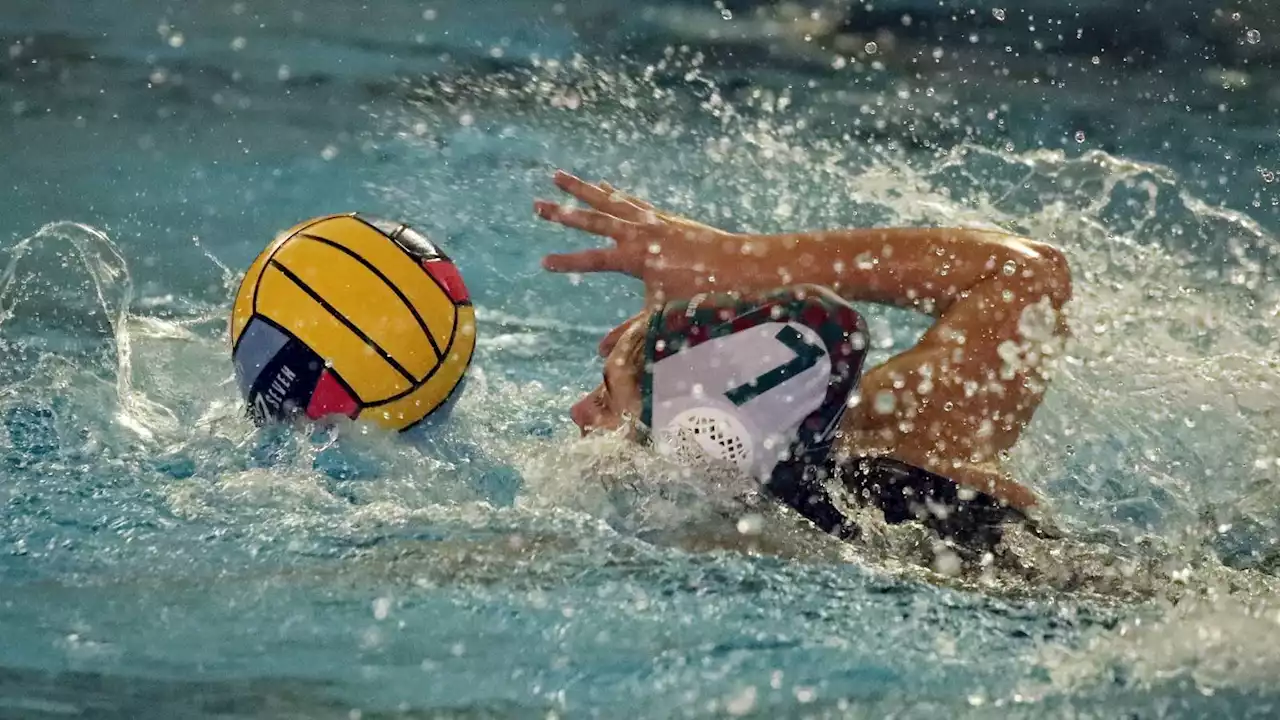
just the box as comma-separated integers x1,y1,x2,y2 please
0,222,179,444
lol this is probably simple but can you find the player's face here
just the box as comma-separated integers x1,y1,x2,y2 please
570,321,645,437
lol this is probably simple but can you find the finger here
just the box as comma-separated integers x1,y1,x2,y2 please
598,310,647,357
535,201,641,241
541,249,622,274
553,170,649,223
591,180,719,234
599,181,656,212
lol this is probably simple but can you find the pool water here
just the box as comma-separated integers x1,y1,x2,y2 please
3,1,1280,717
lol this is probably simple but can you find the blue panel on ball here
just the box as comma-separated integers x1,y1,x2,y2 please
233,318,290,397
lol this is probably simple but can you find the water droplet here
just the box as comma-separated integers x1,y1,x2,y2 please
736,513,763,535
422,8,438,20
992,8,1006,21
1246,29,1261,45
1001,260,1018,276
873,390,896,415
459,113,474,126
1074,130,1086,143
933,547,962,575
372,597,391,620
864,41,878,55
976,419,994,439
720,8,733,20
277,65,291,82
725,686,758,716
167,32,185,48
320,145,339,161
1091,55,1101,65
230,36,247,51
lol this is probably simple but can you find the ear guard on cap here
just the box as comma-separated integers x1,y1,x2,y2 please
654,405,755,474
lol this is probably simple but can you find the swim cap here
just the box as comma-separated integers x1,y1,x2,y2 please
639,285,868,484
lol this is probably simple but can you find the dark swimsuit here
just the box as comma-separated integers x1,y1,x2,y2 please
765,455,1024,550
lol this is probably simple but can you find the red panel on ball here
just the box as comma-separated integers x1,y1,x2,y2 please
423,260,470,303
306,370,360,420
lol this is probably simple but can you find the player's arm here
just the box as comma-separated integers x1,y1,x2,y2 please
535,171,1069,320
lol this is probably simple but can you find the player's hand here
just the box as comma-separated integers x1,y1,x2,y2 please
534,170,743,310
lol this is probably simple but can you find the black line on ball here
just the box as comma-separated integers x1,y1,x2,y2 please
268,259,417,385
363,306,473,409
298,232,444,361
351,213,452,263
326,366,365,411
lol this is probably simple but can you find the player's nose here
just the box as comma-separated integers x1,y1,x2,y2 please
569,397,595,436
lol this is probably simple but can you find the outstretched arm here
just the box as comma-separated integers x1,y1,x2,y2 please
536,171,1068,319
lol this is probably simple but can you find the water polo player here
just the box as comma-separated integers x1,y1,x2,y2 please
534,171,1073,549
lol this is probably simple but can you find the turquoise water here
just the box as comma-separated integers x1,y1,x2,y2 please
3,1,1280,717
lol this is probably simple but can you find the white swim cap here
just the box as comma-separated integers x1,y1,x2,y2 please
639,286,868,484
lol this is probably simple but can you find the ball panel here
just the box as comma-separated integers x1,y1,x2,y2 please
242,326,326,425
230,213,346,346
422,259,470,304
257,263,412,402
361,305,476,430
305,369,361,420
232,316,291,398
275,236,441,380
386,224,447,262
